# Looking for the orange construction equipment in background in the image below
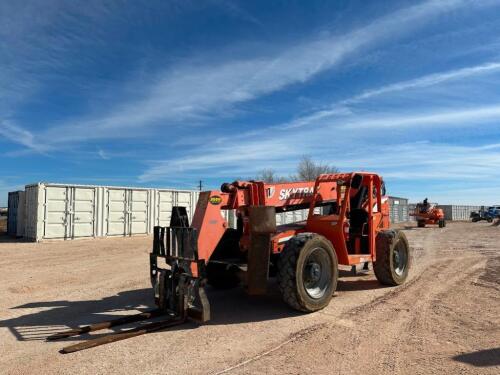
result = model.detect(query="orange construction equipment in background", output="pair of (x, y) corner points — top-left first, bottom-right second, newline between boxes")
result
(410, 198), (446, 228)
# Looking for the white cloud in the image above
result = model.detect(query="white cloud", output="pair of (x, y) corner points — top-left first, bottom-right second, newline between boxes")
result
(344, 62), (500, 104)
(0, 120), (48, 153)
(138, 101), (500, 183)
(284, 61), (500, 129)
(341, 104), (500, 130)
(97, 149), (110, 160)
(30, 0), (486, 146)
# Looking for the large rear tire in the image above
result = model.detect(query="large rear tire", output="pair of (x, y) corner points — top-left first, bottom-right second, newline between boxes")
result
(374, 230), (410, 286)
(417, 220), (425, 228)
(277, 234), (338, 312)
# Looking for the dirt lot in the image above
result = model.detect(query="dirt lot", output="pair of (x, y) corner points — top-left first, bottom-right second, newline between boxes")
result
(0, 222), (498, 374)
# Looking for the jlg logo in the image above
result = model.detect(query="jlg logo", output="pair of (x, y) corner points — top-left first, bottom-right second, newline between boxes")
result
(279, 187), (314, 200)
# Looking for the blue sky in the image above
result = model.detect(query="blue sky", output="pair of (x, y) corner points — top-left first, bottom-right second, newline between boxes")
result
(1, 0), (500, 206)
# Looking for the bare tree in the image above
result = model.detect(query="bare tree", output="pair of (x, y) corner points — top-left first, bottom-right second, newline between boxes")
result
(255, 168), (290, 183)
(293, 156), (339, 181)
(256, 168), (278, 183)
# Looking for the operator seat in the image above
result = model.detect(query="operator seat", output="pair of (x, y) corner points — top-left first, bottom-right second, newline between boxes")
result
(349, 209), (369, 254)
(350, 209), (368, 232)
(349, 185), (369, 254)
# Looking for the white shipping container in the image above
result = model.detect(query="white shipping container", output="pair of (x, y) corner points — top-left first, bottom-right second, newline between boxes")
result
(438, 205), (481, 221)
(152, 189), (198, 227)
(24, 183), (99, 241)
(103, 187), (152, 236)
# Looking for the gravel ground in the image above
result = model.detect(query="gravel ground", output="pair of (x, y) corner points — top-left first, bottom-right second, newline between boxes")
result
(0, 222), (498, 374)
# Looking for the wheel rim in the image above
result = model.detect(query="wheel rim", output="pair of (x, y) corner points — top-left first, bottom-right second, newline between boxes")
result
(302, 247), (332, 299)
(393, 240), (407, 276)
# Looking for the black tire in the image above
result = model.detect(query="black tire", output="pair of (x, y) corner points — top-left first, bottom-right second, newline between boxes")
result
(277, 233), (338, 312)
(487, 218), (493, 223)
(438, 219), (444, 228)
(417, 220), (425, 228)
(206, 229), (241, 289)
(374, 230), (410, 286)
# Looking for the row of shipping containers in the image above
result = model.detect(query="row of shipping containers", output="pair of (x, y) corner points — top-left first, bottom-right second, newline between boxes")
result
(9, 183), (480, 241)
(10, 183), (205, 241)
(8, 184), (411, 241)
(379, 198), (482, 223)
(438, 205), (481, 221)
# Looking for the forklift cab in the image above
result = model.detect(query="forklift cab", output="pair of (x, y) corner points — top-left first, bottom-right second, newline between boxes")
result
(306, 172), (386, 266)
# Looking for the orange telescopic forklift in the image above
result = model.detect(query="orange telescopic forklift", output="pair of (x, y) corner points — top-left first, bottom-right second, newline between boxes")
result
(51, 172), (411, 353)
(151, 172), (410, 318)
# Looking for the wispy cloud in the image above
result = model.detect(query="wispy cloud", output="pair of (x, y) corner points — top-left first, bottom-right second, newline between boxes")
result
(29, 0), (486, 147)
(139, 102), (500, 182)
(285, 60), (500, 129)
(0, 120), (49, 153)
(97, 149), (110, 160)
(341, 104), (500, 129)
(343, 62), (500, 105)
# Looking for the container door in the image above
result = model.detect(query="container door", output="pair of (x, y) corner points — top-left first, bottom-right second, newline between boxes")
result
(71, 187), (96, 238)
(157, 191), (174, 226)
(16, 192), (26, 237)
(25, 186), (39, 240)
(44, 186), (69, 239)
(7, 192), (19, 236)
(129, 190), (148, 234)
(106, 189), (127, 235)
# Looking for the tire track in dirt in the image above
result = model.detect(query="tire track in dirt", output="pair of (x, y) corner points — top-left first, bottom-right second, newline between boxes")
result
(217, 224), (496, 374)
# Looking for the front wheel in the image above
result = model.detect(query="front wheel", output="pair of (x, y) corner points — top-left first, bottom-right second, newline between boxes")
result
(277, 234), (338, 312)
(374, 230), (411, 286)
(417, 220), (426, 228)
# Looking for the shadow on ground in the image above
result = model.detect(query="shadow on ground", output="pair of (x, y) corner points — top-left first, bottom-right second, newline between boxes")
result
(0, 234), (25, 243)
(1, 274), (386, 343)
(453, 348), (500, 367)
